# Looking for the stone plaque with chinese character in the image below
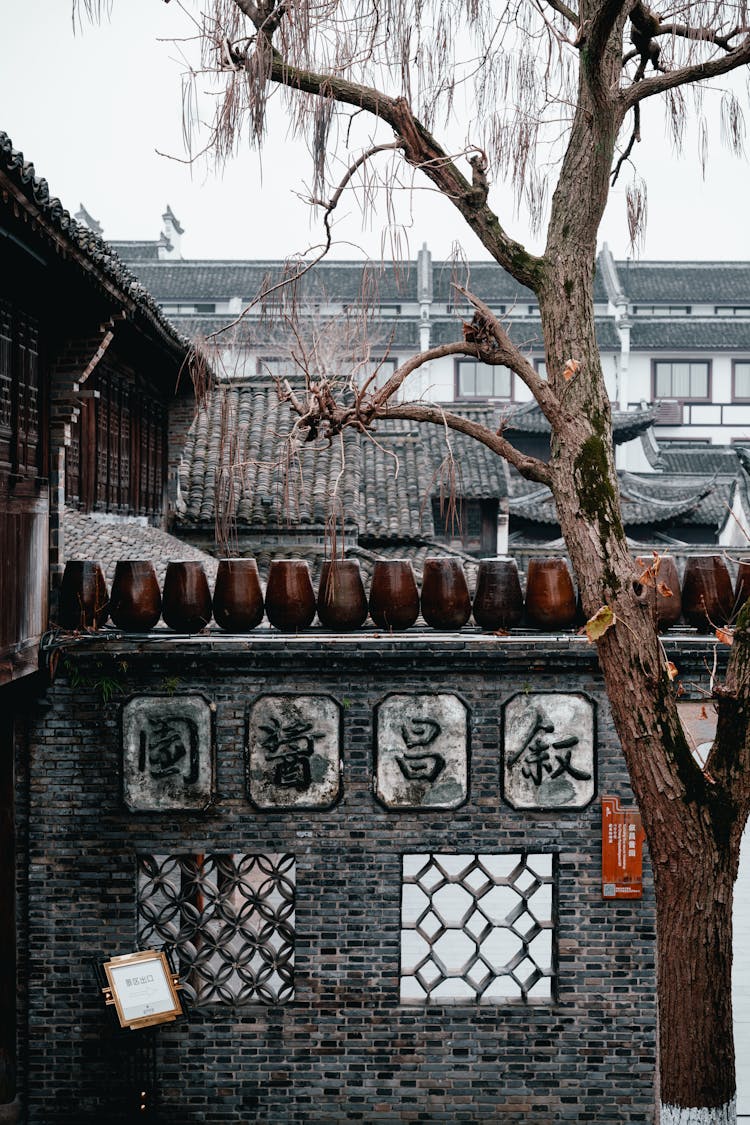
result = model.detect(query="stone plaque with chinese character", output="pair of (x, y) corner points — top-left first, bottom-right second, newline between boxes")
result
(122, 695), (215, 812)
(502, 692), (596, 810)
(246, 695), (342, 809)
(374, 693), (469, 809)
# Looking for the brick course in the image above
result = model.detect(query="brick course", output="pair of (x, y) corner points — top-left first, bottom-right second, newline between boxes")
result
(16, 630), (706, 1124)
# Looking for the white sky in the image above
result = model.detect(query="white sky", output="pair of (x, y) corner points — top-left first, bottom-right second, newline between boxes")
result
(2, 0), (749, 263)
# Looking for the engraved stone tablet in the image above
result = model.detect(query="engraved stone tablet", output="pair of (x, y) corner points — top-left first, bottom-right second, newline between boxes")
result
(502, 692), (595, 810)
(122, 695), (214, 812)
(374, 693), (469, 809)
(247, 694), (342, 809)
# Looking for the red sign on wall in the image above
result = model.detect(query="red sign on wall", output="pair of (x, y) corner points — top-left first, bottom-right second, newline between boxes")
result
(601, 795), (645, 899)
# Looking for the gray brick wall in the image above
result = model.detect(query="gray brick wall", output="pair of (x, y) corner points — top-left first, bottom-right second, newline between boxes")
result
(16, 631), (690, 1124)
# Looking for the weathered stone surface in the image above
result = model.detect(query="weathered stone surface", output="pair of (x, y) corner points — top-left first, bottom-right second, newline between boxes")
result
(247, 694), (342, 808)
(121, 694), (214, 811)
(502, 692), (596, 810)
(374, 692), (469, 809)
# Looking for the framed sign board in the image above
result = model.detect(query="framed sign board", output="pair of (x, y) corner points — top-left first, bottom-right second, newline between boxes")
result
(601, 795), (645, 899)
(102, 949), (182, 1030)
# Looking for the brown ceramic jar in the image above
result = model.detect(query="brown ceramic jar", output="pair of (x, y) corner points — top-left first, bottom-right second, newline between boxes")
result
(635, 555), (682, 631)
(524, 557), (577, 631)
(212, 558), (264, 632)
(472, 558), (523, 631)
(368, 560), (420, 631)
(58, 560), (109, 630)
(682, 555), (734, 630)
(420, 558), (471, 630)
(265, 560), (317, 631)
(109, 561), (162, 632)
(162, 561), (213, 633)
(317, 560), (368, 630)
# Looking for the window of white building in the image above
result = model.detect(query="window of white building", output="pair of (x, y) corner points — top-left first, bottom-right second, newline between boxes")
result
(733, 361), (750, 401)
(653, 360), (710, 401)
(455, 360), (512, 400)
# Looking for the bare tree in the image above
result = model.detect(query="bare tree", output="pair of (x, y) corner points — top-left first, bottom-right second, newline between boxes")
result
(86, 0), (750, 1118)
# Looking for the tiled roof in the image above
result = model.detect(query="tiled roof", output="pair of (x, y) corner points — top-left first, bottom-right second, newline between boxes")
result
(616, 261), (750, 304)
(0, 133), (192, 362)
(110, 241), (162, 262)
(62, 508), (219, 587)
(508, 472), (723, 528)
(657, 444), (741, 474)
(114, 259), (418, 304)
(502, 400), (656, 443)
(177, 386), (511, 537)
(430, 260), (610, 303)
(107, 247), (612, 309)
(630, 319), (750, 350)
(179, 384), (362, 530)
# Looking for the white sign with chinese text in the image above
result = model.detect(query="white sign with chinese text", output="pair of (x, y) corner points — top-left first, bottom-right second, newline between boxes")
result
(502, 692), (595, 810)
(246, 694), (342, 809)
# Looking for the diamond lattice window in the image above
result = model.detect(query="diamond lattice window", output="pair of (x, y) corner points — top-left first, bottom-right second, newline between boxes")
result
(137, 853), (295, 1005)
(400, 853), (555, 1003)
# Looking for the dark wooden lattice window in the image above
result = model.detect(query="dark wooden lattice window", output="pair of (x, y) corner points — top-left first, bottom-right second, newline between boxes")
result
(0, 299), (43, 478)
(71, 367), (167, 518)
(431, 498), (498, 557)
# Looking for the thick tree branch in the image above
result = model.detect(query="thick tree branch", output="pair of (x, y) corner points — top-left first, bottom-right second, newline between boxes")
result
(377, 402), (553, 484)
(654, 21), (746, 52)
(263, 51), (544, 291)
(622, 34), (750, 108)
(453, 284), (565, 427)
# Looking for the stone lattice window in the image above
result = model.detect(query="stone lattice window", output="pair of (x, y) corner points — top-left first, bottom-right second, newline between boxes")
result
(400, 853), (555, 1003)
(137, 853), (295, 1005)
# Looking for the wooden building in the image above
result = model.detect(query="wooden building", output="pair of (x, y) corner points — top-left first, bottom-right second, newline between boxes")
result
(0, 131), (197, 1110)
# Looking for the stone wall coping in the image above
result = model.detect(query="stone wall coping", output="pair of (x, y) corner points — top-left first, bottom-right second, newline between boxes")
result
(45, 625), (728, 670)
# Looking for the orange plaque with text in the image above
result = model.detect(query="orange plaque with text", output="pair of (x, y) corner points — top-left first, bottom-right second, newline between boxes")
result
(601, 795), (645, 899)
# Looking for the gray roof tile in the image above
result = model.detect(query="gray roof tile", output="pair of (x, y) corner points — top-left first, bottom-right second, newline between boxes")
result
(616, 261), (750, 303)
(630, 319), (750, 350)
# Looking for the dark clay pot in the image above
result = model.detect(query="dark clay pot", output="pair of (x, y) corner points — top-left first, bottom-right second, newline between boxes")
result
(58, 560), (109, 630)
(420, 558), (471, 630)
(524, 557), (577, 631)
(317, 560), (368, 630)
(162, 561), (212, 633)
(635, 555), (682, 631)
(213, 559), (264, 632)
(265, 560), (316, 631)
(472, 558), (523, 631)
(368, 560), (420, 631)
(109, 561), (162, 632)
(682, 555), (734, 630)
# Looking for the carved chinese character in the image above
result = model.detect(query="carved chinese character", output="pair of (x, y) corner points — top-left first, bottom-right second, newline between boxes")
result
(247, 696), (341, 809)
(375, 694), (469, 809)
(502, 693), (596, 810)
(122, 695), (214, 811)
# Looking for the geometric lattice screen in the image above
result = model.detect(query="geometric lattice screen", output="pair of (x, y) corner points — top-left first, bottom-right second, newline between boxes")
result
(137, 853), (295, 1005)
(400, 853), (555, 1003)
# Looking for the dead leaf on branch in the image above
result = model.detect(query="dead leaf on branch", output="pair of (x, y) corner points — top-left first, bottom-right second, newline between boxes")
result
(584, 605), (616, 642)
(657, 582), (674, 598)
(665, 660), (679, 682)
(562, 358), (581, 381)
(715, 626), (734, 646)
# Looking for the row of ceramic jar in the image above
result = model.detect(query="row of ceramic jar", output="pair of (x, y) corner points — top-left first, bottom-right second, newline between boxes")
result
(57, 553), (747, 634)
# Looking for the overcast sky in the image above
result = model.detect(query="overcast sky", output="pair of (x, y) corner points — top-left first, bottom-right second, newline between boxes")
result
(2, 0), (749, 263)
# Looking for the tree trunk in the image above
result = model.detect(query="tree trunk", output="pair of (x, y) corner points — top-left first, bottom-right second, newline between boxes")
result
(536, 51), (749, 1111)
(655, 849), (739, 1124)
